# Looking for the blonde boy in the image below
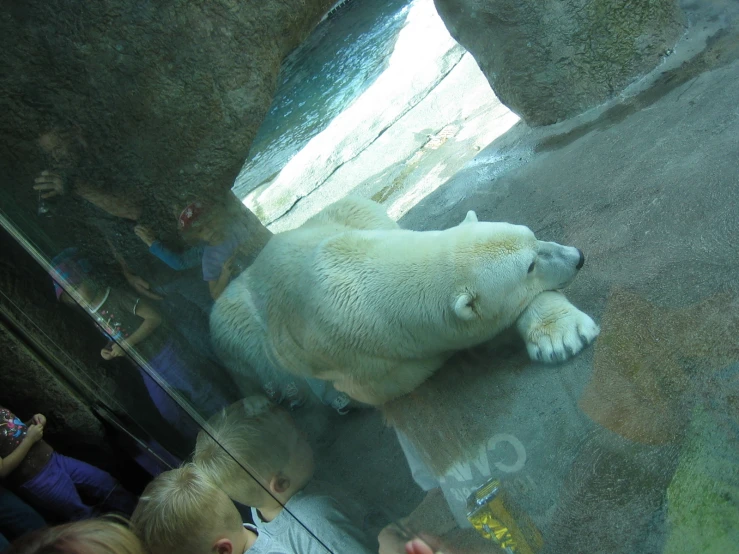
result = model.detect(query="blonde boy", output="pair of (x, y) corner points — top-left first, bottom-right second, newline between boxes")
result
(193, 396), (374, 553)
(130, 464), (258, 554)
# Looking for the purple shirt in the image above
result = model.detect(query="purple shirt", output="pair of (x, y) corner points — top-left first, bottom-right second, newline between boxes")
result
(201, 228), (248, 281)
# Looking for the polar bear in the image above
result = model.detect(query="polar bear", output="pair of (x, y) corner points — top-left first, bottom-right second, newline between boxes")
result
(210, 196), (599, 405)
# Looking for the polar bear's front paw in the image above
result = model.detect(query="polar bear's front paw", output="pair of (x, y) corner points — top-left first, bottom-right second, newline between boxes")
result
(526, 310), (599, 363)
(517, 292), (600, 364)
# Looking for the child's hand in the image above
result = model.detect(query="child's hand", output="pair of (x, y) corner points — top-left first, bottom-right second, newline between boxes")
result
(101, 344), (125, 360)
(221, 254), (236, 279)
(379, 525), (408, 554)
(123, 271), (163, 300)
(405, 538), (445, 554)
(26, 424), (44, 444)
(32, 414), (46, 426)
(134, 225), (157, 247)
(33, 170), (66, 198)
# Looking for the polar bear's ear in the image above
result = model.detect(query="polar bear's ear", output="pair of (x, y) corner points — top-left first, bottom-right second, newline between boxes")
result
(454, 292), (477, 320)
(459, 211), (478, 226)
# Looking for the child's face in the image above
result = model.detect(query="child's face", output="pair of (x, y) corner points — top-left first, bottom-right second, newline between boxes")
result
(60, 282), (94, 307)
(233, 525), (257, 554)
(278, 412), (315, 490)
(213, 490), (257, 554)
(197, 224), (226, 245)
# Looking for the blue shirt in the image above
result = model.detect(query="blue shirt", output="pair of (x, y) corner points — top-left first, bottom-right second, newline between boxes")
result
(149, 241), (203, 271)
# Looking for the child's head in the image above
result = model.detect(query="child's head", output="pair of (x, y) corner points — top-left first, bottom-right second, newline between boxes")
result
(130, 464), (251, 554)
(7, 517), (144, 554)
(193, 396), (315, 508)
(50, 248), (98, 306)
(177, 200), (228, 245)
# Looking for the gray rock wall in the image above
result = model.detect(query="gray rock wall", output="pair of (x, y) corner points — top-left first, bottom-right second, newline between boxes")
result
(433, 0), (686, 125)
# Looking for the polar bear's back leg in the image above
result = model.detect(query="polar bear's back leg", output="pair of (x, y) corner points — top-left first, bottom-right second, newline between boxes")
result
(209, 281), (278, 394)
(325, 356), (447, 405)
(303, 196), (399, 230)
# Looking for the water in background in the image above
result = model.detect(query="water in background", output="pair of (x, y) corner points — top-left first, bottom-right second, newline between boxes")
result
(233, 0), (414, 199)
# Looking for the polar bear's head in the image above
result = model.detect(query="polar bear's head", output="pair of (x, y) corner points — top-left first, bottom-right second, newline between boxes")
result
(452, 211), (584, 325)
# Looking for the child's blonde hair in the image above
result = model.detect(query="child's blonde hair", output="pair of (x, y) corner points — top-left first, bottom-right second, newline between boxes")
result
(130, 464), (242, 554)
(7, 517), (144, 554)
(193, 396), (295, 505)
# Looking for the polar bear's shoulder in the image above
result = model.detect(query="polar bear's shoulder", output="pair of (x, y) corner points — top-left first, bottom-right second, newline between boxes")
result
(302, 196), (399, 231)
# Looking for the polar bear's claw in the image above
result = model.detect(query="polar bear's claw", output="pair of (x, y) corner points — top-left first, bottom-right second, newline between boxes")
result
(517, 292), (600, 365)
(532, 310), (600, 364)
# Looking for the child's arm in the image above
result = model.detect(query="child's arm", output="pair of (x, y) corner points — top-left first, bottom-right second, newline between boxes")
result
(208, 254), (235, 300)
(107, 238), (163, 301)
(150, 242), (203, 271)
(0, 424), (44, 478)
(124, 298), (162, 347)
(100, 298), (162, 360)
(135, 225), (203, 270)
(24, 414), (46, 427)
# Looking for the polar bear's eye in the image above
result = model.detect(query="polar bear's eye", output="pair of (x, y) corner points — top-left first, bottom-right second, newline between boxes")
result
(527, 261), (536, 273)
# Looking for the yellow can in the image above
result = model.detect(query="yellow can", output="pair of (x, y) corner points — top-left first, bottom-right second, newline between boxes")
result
(466, 478), (544, 554)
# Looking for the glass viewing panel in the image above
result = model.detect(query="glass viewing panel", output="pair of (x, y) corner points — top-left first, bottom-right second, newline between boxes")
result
(1, 0), (737, 553)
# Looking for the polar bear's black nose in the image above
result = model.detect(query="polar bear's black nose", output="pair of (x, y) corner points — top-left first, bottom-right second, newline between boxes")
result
(576, 249), (585, 270)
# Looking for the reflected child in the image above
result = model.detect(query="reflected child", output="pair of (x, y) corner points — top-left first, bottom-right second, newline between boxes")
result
(130, 464), (257, 554)
(192, 396), (375, 553)
(50, 248), (228, 442)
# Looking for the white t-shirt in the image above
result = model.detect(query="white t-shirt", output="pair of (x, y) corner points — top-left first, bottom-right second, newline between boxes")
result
(246, 481), (375, 554)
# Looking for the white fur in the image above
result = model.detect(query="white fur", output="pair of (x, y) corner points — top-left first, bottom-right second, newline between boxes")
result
(210, 196), (599, 405)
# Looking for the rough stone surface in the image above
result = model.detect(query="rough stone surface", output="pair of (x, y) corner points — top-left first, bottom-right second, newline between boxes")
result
(433, 0), (686, 125)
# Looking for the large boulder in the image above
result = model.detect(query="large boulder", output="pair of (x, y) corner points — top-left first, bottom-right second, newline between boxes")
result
(433, 0), (686, 125)
(0, 0), (334, 235)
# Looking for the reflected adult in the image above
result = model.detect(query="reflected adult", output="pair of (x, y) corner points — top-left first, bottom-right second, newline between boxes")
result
(32, 125), (180, 300)
(34, 127), (142, 222)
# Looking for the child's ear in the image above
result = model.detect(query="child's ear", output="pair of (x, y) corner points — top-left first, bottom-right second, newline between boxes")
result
(269, 472), (291, 494)
(213, 538), (234, 554)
